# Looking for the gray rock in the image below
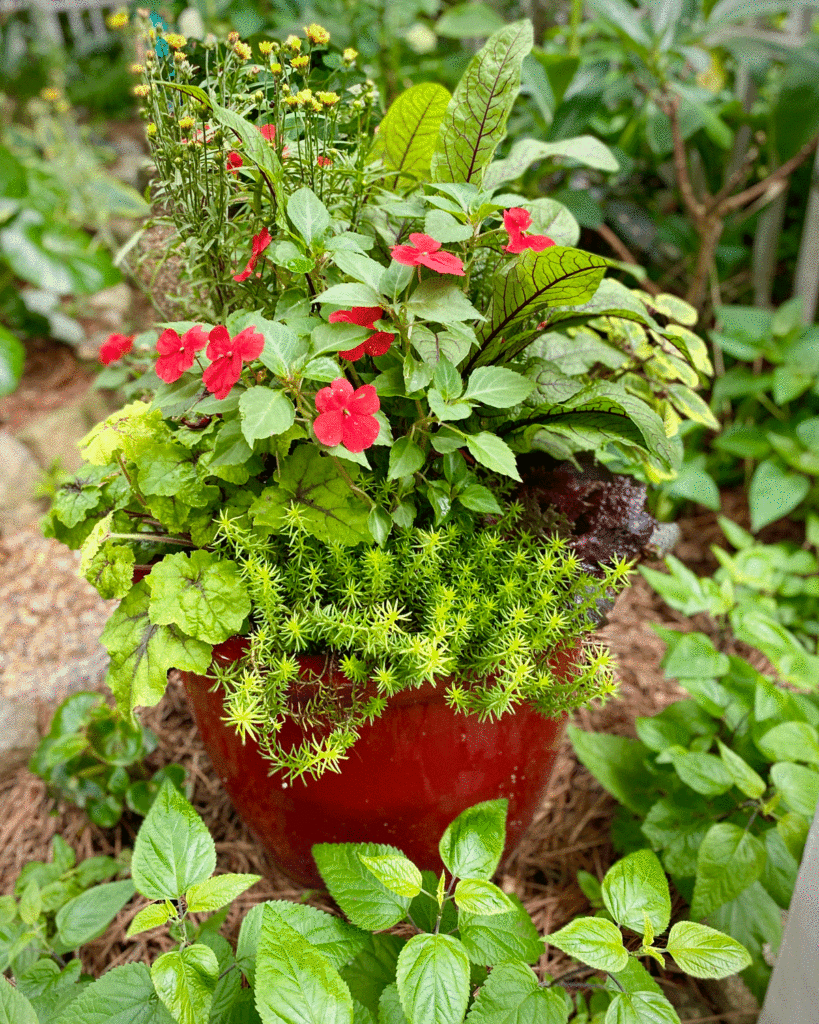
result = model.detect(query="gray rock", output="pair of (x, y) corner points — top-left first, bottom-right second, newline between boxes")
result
(84, 282), (132, 328)
(0, 430), (45, 534)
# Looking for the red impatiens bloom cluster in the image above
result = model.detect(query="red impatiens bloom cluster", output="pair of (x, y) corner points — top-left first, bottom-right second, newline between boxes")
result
(155, 325), (208, 382)
(234, 228), (272, 282)
(390, 233), (464, 276)
(316, 155), (332, 167)
(313, 378), (380, 453)
(503, 208), (555, 254)
(99, 333), (133, 365)
(202, 325), (264, 400)
(227, 151), (243, 174)
(328, 306), (394, 361)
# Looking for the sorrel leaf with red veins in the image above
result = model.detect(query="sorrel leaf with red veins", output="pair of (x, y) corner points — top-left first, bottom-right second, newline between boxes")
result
(250, 445), (372, 545)
(430, 20), (533, 186)
(146, 551), (251, 645)
(101, 583), (212, 721)
(376, 82), (452, 182)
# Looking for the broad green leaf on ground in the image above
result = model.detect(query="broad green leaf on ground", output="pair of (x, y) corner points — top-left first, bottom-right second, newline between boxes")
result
(0, 976), (37, 1024)
(250, 445), (371, 545)
(131, 780), (216, 900)
(256, 905), (354, 1024)
(151, 944), (218, 1024)
(658, 630), (730, 680)
(545, 917), (628, 972)
(457, 896), (544, 966)
(359, 855), (423, 899)
(439, 800), (507, 879)
(431, 20), (533, 186)
(100, 582), (212, 720)
(601, 850), (671, 934)
(484, 136), (619, 189)
(770, 762), (819, 817)
(376, 83), (452, 181)
(126, 902), (172, 938)
(666, 921), (752, 979)
(716, 741), (766, 799)
(749, 459), (810, 532)
(665, 749), (734, 797)
(690, 823), (766, 920)
(146, 551), (250, 644)
(567, 728), (654, 816)
(49, 962), (175, 1024)
(757, 722), (819, 766)
(185, 873), (261, 913)
(0, 324), (24, 398)
(239, 387), (296, 444)
(777, 811), (810, 862)
(340, 934), (406, 1016)
(313, 843), (412, 931)
(396, 933), (470, 1024)
(55, 880), (135, 949)
(476, 247), (607, 362)
(463, 960), (568, 1024)
(603, 990), (678, 1024)
(378, 984), (408, 1024)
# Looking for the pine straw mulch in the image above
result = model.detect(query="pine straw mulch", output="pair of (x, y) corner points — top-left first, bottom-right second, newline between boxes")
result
(2, 493), (801, 1022)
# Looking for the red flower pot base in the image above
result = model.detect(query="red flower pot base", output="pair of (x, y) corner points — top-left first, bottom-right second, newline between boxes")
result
(179, 638), (570, 888)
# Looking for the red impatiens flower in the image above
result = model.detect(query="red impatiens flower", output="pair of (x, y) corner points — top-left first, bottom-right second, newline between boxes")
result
(234, 227), (272, 282)
(99, 333), (133, 365)
(503, 208), (555, 254)
(390, 233), (465, 276)
(317, 154), (332, 167)
(155, 325), (208, 383)
(202, 325), (264, 400)
(328, 306), (395, 361)
(227, 151), (243, 174)
(313, 377), (380, 453)
(258, 123), (276, 142)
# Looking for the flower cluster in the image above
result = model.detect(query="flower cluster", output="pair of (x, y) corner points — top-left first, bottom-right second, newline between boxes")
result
(503, 208), (555, 253)
(154, 324), (263, 400)
(329, 306), (394, 360)
(390, 234), (465, 276)
(313, 378), (380, 452)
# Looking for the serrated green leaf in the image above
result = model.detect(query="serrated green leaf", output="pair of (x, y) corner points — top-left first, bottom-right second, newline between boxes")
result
(313, 843), (412, 931)
(186, 872), (261, 913)
(131, 780), (216, 901)
(603, 990), (678, 1024)
(377, 82), (452, 181)
(396, 933), (470, 1024)
(690, 823), (766, 920)
(439, 799), (507, 879)
(431, 21), (533, 186)
(546, 917), (628, 973)
(340, 934), (406, 1016)
(378, 983), (409, 1024)
(665, 749), (734, 797)
(151, 944), (218, 1024)
(239, 387), (296, 444)
(463, 960), (568, 1023)
(601, 850), (671, 934)
(459, 897), (544, 966)
(125, 901), (172, 938)
(406, 279), (482, 324)
(466, 432), (521, 480)
(666, 921), (751, 979)
(458, 484), (502, 514)
(49, 962), (176, 1024)
(453, 879), (514, 915)
(464, 366), (535, 407)
(388, 437), (426, 480)
(359, 855), (423, 899)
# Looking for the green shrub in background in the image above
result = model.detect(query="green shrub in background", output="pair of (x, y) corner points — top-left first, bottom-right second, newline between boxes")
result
(1, 786), (751, 1024)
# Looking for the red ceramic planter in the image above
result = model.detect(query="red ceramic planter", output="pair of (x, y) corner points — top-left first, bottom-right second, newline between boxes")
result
(178, 637), (571, 888)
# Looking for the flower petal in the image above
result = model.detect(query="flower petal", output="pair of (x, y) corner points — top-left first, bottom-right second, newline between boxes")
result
(364, 331), (394, 357)
(182, 325), (209, 352)
(338, 341), (367, 361)
(342, 412), (380, 452)
(420, 250), (465, 276)
(313, 410), (344, 446)
(156, 328), (182, 356)
(329, 306), (383, 328)
(233, 326), (264, 361)
(206, 325), (231, 358)
(503, 207), (532, 233)
(202, 352), (243, 399)
(390, 244), (422, 266)
(407, 233), (441, 253)
(347, 383), (379, 415)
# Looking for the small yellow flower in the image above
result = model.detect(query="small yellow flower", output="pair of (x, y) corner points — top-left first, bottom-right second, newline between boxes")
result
(55, 100), (70, 114)
(316, 91), (339, 107)
(132, 84), (151, 97)
(284, 94), (299, 108)
(129, 62), (145, 75)
(227, 31), (240, 44)
(290, 54), (310, 71)
(178, 116), (195, 130)
(146, 122), (157, 136)
(39, 86), (62, 102)
(310, 98), (323, 113)
(234, 41), (252, 60)
(258, 40), (274, 55)
(163, 32), (187, 49)
(304, 23), (330, 46)
(343, 47), (358, 63)
(285, 34), (301, 52)
(295, 88), (313, 106)
(106, 9), (128, 29)
(269, 62), (283, 74)
(172, 51), (186, 64)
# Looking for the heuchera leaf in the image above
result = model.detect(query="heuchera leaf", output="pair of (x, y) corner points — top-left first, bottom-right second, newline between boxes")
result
(395, 933), (470, 1024)
(100, 582), (212, 721)
(377, 82), (452, 181)
(431, 20), (533, 186)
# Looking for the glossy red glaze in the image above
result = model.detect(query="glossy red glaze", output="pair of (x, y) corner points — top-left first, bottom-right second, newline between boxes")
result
(178, 637), (570, 888)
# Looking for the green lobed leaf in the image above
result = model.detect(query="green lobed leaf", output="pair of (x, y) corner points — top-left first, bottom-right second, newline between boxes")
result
(453, 879), (515, 916)
(431, 20), (533, 186)
(396, 933), (470, 1024)
(151, 944), (219, 1024)
(55, 880), (135, 950)
(603, 990), (678, 1024)
(100, 582), (212, 721)
(690, 823), (767, 920)
(545, 917), (629, 973)
(131, 780), (216, 901)
(601, 850), (671, 935)
(186, 873), (261, 913)
(359, 855), (423, 899)
(239, 388), (296, 445)
(464, 960), (569, 1024)
(313, 843), (413, 931)
(438, 799), (507, 880)
(255, 904), (354, 1024)
(49, 962), (176, 1024)
(666, 921), (752, 979)
(376, 83), (452, 181)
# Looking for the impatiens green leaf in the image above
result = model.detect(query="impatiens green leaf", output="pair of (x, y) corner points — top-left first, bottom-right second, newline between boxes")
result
(239, 387), (296, 444)
(431, 20), (533, 186)
(377, 82), (452, 181)
(209, 101), (286, 221)
(388, 437), (427, 479)
(250, 445), (372, 545)
(464, 366), (535, 407)
(406, 279), (483, 324)
(466, 432), (521, 480)
(483, 135), (619, 189)
(287, 186), (332, 245)
(146, 550), (251, 645)
(100, 582), (212, 720)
